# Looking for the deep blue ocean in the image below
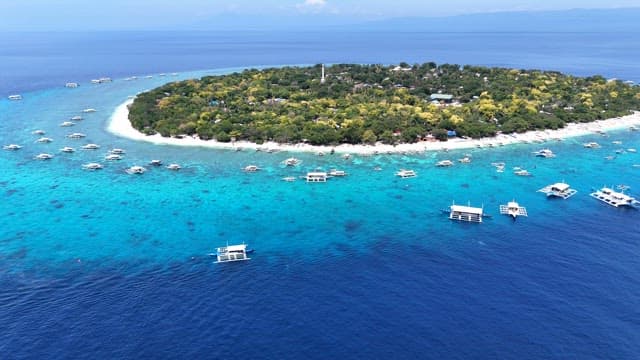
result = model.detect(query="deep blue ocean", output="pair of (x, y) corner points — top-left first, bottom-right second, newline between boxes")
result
(1, 30), (640, 359)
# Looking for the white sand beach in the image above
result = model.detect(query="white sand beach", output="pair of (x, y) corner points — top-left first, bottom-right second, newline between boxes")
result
(108, 99), (640, 154)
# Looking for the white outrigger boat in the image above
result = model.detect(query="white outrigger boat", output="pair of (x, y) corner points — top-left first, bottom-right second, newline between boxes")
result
(283, 157), (302, 166)
(3, 144), (22, 151)
(81, 143), (100, 150)
(212, 243), (252, 263)
(395, 169), (417, 178)
(436, 160), (454, 167)
(590, 187), (639, 208)
(166, 163), (181, 170)
(67, 132), (86, 139)
(445, 202), (487, 223)
(305, 172), (328, 182)
(328, 169), (347, 177)
(538, 182), (577, 199)
(82, 162), (103, 171)
(533, 149), (555, 158)
(105, 154), (123, 161)
(126, 165), (146, 174)
(35, 153), (54, 160)
(243, 165), (261, 172)
(499, 200), (528, 219)
(36, 137), (53, 143)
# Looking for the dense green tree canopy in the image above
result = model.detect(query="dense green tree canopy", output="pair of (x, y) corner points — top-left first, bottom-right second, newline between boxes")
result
(128, 63), (640, 145)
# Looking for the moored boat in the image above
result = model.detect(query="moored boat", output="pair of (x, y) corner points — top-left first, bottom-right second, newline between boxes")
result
(395, 169), (417, 178)
(3, 144), (22, 151)
(499, 200), (528, 219)
(67, 132), (87, 139)
(243, 165), (260, 172)
(537, 182), (577, 199)
(590, 187), (639, 208)
(82, 162), (103, 170)
(305, 172), (328, 182)
(105, 154), (122, 161)
(35, 153), (54, 160)
(436, 160), (454, 167)
(213, 244), (251, 263)
(126, 165), (146, 174)
(283, 157), (302, 166)
(533, 148), (555, 158)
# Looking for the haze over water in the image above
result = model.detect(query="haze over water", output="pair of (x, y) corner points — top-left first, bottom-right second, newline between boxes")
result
(1, 30), (640, 359)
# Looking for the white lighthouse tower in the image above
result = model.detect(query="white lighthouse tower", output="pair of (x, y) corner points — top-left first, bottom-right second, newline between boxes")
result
(321, 64), (326, 84)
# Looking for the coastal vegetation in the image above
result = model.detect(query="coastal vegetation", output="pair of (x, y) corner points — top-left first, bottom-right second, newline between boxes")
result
(128, 63), (640, 145)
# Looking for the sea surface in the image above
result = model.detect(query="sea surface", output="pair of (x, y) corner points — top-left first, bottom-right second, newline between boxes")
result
(1, 30), (640, 359)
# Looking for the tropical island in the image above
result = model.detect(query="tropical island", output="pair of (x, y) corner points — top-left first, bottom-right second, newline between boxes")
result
(127, 63), (640, 146)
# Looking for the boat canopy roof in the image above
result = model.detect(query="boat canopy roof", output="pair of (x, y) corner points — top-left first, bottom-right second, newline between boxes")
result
(551, 183), (570, 191)
(222, 244), (247, 252)
(450, 205), (483, 215)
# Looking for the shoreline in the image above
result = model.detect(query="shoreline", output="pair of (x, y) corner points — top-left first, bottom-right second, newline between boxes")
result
(107, 99), (640, 154)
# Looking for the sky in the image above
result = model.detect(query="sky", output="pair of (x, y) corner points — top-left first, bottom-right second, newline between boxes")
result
(1, 0), (639, 30)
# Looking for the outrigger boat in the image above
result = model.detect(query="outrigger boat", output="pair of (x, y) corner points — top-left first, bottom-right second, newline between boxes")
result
(210, 243), (253, 263)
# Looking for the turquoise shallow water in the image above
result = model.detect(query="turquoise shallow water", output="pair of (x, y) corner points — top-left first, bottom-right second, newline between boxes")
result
(1, 71), (639, 272)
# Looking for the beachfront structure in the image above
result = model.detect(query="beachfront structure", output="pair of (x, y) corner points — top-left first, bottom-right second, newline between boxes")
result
(499, 201), (528, 219)
(321, 64), (326, 84)
(448, 203), (484, 223)
(537, 182), (578, 199)
(590, 187), (639, 208)
(305, 172), (328, 182)
(430, 94), (454, 103)
(215, 244), (250, 263)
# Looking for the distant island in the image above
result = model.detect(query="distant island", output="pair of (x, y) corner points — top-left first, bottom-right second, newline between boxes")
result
(128, 63), (640, 146)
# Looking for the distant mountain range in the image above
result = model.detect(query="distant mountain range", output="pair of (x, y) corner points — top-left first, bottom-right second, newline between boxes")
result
(187, 8), (640, 33)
